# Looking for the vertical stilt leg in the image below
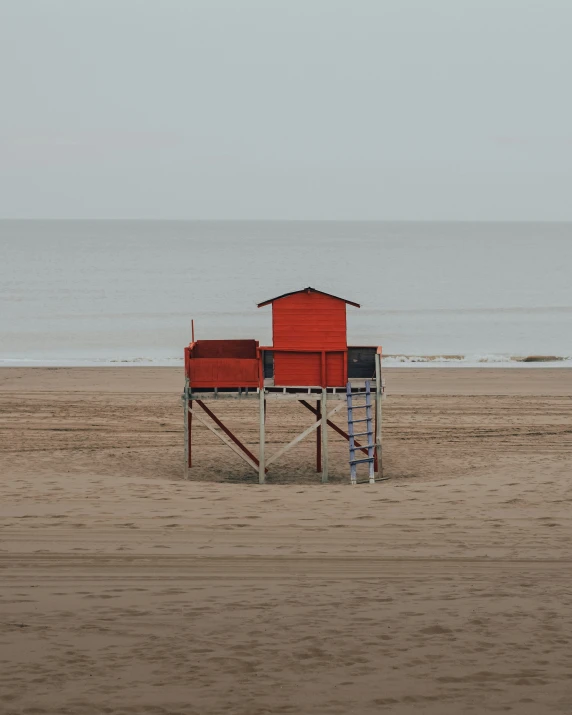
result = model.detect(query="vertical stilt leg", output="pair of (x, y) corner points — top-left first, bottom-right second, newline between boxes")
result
(183, 379), (190, 479)
(375, 352), (383, 479)
(259, 388), (266, 484)
(321, 389), (328, 483)
(373, 406), (378, 473)
(373, 388), (378, 474)
(316, 399), (322, 472)
(188, 399), (193, 470)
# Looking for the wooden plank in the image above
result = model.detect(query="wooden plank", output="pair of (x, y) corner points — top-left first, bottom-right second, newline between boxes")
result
(321, 389), (329, 483)
(187, 405), (259, 473)
(272, 350), (346, 388)
(275, 352), (321, 387)
(188, 397), (193, 470)
(316, 399), (321, 472)
(183, 380), (189, 480)
(195, 400), (263, 470)
(190, 390), (262, 400)
(375, 351), (383, 478)
(259, 388), (266, 484)
(265, 403), (343, 467)
(188, 388), (363, 401)
(271, 293), (347, 350)
(191, 339), (257, 359)
(188, 357), (260, 387)
(265, 392), (347, 401)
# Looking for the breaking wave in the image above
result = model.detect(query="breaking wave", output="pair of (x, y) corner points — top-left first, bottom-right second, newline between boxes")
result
(382, 354), (572, 367)
(1, 355), (571, 368)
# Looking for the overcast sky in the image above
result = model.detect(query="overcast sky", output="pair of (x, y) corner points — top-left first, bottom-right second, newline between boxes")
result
(1, 0), (571, 220)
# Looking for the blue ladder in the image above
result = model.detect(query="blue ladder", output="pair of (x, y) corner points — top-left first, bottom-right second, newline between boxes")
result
(346, 381), (376, 485)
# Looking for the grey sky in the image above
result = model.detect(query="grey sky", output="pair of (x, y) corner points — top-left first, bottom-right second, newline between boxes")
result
(1, 0), (571, 220)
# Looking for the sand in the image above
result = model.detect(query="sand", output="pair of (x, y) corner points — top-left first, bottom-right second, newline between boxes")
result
(1, 367), (571, 714)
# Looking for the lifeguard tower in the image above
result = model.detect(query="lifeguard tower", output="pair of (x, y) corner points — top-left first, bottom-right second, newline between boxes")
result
(183, 287), (383, 484)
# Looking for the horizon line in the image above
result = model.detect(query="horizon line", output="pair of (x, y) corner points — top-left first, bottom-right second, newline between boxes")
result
(1, 218), (572, 224)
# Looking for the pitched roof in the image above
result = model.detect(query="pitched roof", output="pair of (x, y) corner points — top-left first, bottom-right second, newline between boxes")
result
(257, 286), (360, 308)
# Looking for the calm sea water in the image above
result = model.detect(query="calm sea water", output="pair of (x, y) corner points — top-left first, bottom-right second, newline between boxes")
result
(1, 220), (571, 367)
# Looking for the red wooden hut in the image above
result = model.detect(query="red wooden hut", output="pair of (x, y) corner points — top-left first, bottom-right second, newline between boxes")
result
(257, 287), (360, 387)
(182, 286), (383, 484)
(184, 287), (369, 391)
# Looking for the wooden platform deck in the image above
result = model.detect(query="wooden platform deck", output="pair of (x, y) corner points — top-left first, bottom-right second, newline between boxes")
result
(187, 378), (383, 401)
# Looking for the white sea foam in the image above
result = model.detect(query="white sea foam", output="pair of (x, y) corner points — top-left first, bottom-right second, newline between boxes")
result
(2, 354), (571, 368)
(381, 355), (572, 368)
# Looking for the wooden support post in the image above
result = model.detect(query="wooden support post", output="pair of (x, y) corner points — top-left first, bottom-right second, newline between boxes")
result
(321, 389), (328, 483)
(188, 398), (192, 470)
(259, 388), (266, 484)
(375, 351), (383, 479)
(316, 399), (322, 472)
(183, 379), (189, 479)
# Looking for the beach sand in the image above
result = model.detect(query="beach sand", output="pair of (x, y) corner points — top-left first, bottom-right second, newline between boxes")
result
(1, 367), (571, 714)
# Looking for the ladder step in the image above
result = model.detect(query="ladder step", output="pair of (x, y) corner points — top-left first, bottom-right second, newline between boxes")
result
(350, 443), (377, 450)
(350, 457), (375, 464)
(352, 431), (372, 437)
(348, 418), (370, 423)
(347, 404), (370, 409)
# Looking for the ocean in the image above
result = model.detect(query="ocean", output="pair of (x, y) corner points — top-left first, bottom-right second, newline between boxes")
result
(1, 220), (571, 367)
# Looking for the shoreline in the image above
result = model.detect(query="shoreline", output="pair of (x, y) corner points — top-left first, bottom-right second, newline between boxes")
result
(2, 355), (571, 369)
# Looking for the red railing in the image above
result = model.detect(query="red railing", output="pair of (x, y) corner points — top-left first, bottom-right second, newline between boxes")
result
(185, 342), (260, 388)
(258, 346), (347, 389)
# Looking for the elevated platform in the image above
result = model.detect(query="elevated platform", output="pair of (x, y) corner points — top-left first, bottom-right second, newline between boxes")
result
(186, 378), (383, 401)
(185, 341), (382, 399)
(183, 333), (384, 484)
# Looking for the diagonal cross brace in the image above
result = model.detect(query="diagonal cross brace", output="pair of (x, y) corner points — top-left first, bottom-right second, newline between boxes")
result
(299, 399), (370, 458)
(187, 403), (261, 475)
(195, 400), (267, 471)
(265, 403), (344, 467)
